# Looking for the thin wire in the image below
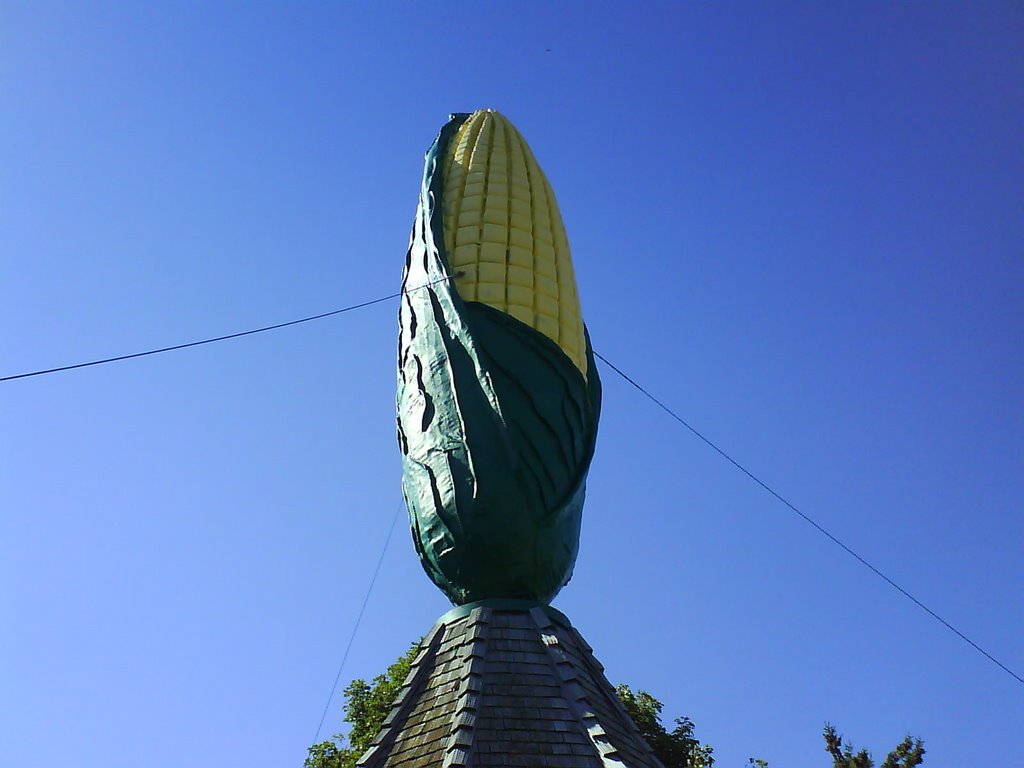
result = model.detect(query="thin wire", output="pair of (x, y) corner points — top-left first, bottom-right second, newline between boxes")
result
(313, 502), (404, 743)
(593, 350), (1024, 686)
(6, 273), (1018, 687)
(1, 276), (453, 383)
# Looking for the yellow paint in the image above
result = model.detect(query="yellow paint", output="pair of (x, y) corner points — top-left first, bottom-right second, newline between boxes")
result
(442, 109), (587, 377)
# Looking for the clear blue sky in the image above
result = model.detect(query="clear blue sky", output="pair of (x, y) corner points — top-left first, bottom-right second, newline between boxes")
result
(2, 3), (1021, 766)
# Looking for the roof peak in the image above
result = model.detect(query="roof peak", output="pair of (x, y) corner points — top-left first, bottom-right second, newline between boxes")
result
(357, 606), (663, 768)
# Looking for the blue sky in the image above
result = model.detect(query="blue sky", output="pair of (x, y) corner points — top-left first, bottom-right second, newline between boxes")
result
(2, 3), (1021, 766)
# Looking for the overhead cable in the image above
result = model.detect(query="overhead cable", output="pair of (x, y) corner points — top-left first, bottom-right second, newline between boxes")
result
(0, 277), (452, 383)
(593, 350), (1023, 687)
(5, 282), (1018, 687)
(313, 502), (403, 744)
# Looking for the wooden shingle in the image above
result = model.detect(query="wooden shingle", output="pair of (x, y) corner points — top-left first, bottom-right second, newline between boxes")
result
(357, 605), (664, 768)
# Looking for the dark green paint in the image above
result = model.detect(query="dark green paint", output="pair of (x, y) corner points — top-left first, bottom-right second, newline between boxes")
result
(437, 599), (571, 625)
(396, 114), (601, 606)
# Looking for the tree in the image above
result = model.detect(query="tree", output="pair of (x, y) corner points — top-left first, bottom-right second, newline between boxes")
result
(615, 684), (716, 767)
(305, 642), (419, 768)
(306, 644), (925, 768)
(823, 724), (925, 768)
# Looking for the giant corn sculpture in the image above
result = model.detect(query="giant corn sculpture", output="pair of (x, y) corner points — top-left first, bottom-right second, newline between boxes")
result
(397, 110), (602, 605)
(364, 112), (659, 768)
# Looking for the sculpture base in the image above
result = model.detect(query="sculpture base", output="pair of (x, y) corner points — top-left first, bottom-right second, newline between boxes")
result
(357, 602), (663, 768)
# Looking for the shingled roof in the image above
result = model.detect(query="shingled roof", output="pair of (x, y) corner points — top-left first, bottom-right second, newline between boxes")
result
(356, 602), (665, 768)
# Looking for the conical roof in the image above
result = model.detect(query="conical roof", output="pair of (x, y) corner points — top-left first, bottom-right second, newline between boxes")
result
(357, 603), (664, 768)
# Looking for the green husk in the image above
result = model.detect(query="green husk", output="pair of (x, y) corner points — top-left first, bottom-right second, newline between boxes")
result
(397, 114), (601, 605)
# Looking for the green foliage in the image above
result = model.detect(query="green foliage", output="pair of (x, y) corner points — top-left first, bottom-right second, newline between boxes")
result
(615, 684), (716, 768)
(823, 724), (925, 768)
(304, 642), (420, 768)
(305, 644), (925, 768)
(304, 740), (348, 768)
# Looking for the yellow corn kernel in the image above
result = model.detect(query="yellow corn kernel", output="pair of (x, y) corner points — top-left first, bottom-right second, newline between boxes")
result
(442, 109), (587, 376)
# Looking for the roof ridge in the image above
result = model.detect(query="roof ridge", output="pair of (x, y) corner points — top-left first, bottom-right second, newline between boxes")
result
(442, 606), (490, 768)
(358, 623), (446, 767)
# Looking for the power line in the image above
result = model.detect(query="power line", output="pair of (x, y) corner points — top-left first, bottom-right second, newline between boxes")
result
(313, 502), (403, 744)
(6, 278), (1018, 687)
(593, 350), (1024, 687)
(0, 277), (452, 383)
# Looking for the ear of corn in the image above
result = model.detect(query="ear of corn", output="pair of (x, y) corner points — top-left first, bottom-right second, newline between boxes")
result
(396, 110), (601, 607)
(440, 110), (587, 377)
